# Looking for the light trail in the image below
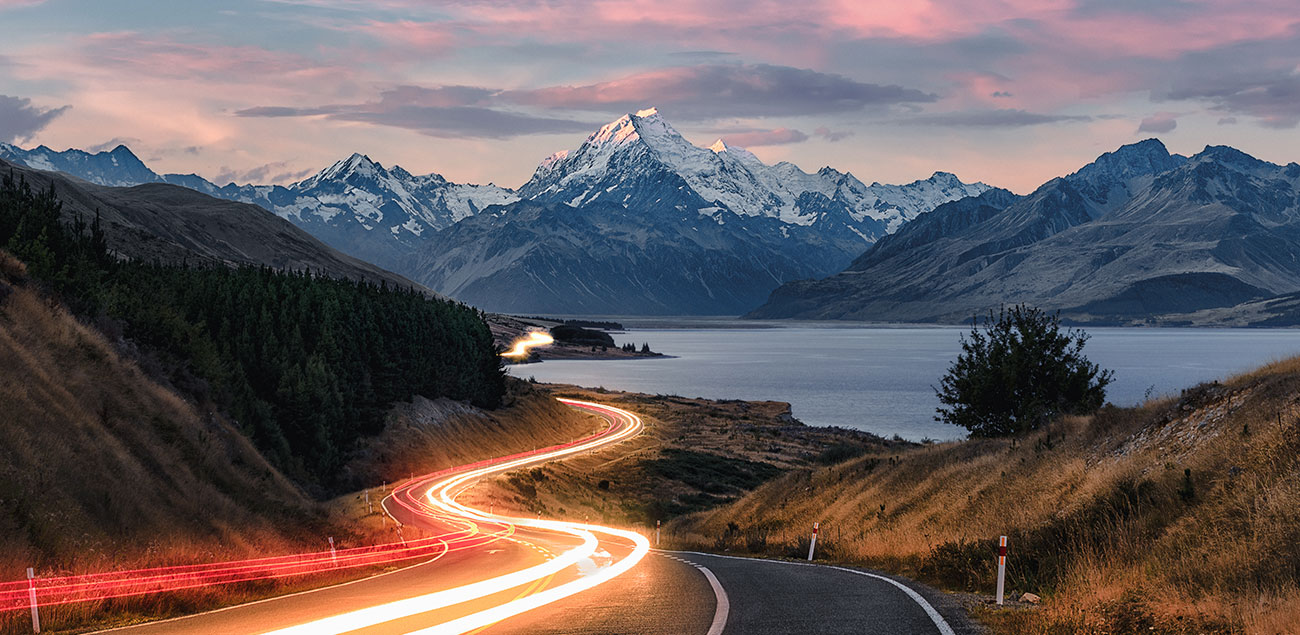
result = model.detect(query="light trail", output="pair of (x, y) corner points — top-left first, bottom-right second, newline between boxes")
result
(500, 330), (553, 358)
(0, 399), (649, 635)
(264, 398), (649, 635)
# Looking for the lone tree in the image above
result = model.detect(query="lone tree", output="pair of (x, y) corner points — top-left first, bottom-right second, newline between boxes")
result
(935, 305), (1113, 437)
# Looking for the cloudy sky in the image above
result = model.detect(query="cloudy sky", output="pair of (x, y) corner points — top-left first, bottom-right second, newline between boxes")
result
(0, 0), (1296, 192)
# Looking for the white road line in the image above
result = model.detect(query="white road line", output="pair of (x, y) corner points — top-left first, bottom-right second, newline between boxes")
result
(666, 550), (956, 635)
(694, 564), (730, 635)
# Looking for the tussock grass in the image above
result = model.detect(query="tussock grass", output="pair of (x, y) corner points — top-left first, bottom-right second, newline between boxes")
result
(670, 361), (1300, 634)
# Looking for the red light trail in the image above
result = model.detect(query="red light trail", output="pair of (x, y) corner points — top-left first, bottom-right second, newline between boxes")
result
(1, 399), (648, 634)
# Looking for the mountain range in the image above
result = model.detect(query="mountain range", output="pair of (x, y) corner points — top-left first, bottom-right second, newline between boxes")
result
(748, 139), (1300, 325)
(0, 156), (424, 292)
(1, 108), (988, 314)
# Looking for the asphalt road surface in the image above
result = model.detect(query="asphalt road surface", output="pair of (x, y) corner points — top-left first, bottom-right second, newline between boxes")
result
(483, 550), (981, 635)
(89, 399), (978, 634)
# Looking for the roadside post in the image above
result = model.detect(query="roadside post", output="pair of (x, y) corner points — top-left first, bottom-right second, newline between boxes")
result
(807, 522), (819, 561)
(329, 537), (338, 568)
(656, 520), (661, 546)
(27, 567), (39, 633)
(996, 535), (1007, 605)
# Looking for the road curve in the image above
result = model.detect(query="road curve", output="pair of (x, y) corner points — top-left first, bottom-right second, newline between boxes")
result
(93, 399), (650, 635)
(80, 398), (978, 635)
(483, 550), (980, 635)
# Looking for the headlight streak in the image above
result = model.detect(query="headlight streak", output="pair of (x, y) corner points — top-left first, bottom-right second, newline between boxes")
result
(500, 331), (554, 358)
(258, 399), (649, 635)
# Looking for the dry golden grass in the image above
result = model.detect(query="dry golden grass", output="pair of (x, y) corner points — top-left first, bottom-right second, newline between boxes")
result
(667, 360), (1300, 634)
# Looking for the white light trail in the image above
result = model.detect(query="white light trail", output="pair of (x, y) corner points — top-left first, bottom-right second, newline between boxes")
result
(259, 399), (647, 635)
(501, 331), (554, 358)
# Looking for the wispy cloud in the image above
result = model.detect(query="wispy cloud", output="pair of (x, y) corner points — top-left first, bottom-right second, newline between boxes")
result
(720, 127), (809, 147)
(901, 109), (1092, 127)
(0, 94), (69, 143)
(236, 84), (597, 139)
(509, 64), (936, 120)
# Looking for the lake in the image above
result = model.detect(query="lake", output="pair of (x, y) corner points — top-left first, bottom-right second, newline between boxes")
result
(507, 321), (1300, 441)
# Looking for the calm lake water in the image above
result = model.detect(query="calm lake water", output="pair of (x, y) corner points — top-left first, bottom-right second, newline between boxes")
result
(507, 321), (1300, 441)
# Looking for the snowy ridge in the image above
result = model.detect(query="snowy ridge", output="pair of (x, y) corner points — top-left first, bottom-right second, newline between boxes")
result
(519, 108), (990, 239)
(0, 143), (517, 266)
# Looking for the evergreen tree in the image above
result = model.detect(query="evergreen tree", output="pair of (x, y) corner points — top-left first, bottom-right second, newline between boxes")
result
(935, 305), (1112, 437)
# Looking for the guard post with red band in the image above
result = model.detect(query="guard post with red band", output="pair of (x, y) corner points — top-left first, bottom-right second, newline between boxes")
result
(995, 535), (1008, 605)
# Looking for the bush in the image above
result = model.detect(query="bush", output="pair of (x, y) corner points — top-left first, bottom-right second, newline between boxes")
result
(935, 305), (1112, 437)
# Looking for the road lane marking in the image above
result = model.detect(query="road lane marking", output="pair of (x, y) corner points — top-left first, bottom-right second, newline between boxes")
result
(657, 554), (729, 635)
(665, 551), (956, 635)
(695, 564), (730, 635)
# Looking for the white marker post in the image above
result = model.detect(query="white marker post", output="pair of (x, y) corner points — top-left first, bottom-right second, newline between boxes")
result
(655, 520), (661, 546)
(329, 537), (338, 568)
(995, 535), (1007, 605)
(27, 567), (40, 633)
(807, 522), (819, 561)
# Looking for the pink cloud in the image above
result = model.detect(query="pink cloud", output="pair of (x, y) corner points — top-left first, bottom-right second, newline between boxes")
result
(720, 128), (809, 147)
(353, 19), (456, 54)
(76, 32), (348, 82)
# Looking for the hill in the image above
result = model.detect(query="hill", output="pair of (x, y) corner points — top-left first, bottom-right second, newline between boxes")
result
(0, 157), (425, 291)
(669, 358), (1300, 633)
(749, 140), (1300, 325)
(0, 249), (318, 578)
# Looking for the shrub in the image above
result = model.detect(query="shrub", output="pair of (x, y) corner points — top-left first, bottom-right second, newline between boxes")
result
(935, 305), (1113, 437)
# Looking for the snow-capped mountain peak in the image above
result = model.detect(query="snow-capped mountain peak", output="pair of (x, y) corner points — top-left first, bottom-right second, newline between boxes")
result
(520, 108), (990, 237)
(708, 139), (761, 164)
(301, 152), (385, 187)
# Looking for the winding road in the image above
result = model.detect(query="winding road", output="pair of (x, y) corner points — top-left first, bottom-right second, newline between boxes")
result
(75, 399), (975, 634)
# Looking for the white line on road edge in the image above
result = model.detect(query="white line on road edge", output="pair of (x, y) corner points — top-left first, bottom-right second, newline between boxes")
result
(666, 550), (956, 635)
(658, 554), (730, 635)
(694, 564), (729, 635)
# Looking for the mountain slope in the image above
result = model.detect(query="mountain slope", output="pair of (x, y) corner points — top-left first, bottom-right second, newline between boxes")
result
(0, 143), (517, 271)
(519, 107), (988, 239)
(749, 140), (1300, 324)
(0, 157), (427, 291)
(2, 112), (991, 316)
(0, 251), (316, 569)
(412, 109), (989, 314)
(406, 200), (849, 314)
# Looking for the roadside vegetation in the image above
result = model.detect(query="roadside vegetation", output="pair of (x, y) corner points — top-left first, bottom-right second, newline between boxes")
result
(0, 172), (505, 494)
(668, 311), (1300, 634)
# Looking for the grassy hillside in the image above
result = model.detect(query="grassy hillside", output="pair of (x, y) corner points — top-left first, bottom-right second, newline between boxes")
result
(670, 360), (1300, 633)
(0, 171), (506, 493)
(0, 250), (322, 590)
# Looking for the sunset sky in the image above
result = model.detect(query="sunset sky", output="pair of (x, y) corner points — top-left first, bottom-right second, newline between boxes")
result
(1, 0), (1296, 192)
